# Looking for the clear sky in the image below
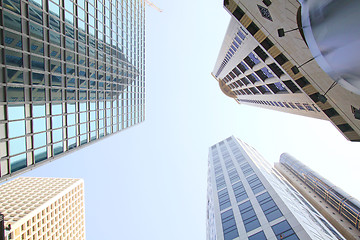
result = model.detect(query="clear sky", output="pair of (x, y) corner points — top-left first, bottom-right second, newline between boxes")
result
(17, 0), (360, 239)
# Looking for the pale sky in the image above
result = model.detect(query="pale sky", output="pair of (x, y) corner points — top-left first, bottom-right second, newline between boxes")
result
(18, 0), (360, 239)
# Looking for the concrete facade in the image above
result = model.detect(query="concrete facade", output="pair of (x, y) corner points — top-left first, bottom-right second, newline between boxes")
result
(0, 177), (85, 240)
(212, 0), (360, 141)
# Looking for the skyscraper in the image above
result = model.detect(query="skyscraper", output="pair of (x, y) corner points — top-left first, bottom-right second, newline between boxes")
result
(0, 177), (85, 239)
(275, 153), (360, 240)
(0, 0), (145, 181)
(207, 136), (344, 240)
(212, 0), (360, 141)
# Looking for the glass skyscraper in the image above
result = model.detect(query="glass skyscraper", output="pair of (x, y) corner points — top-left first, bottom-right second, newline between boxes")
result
(0, 0), (145, 181)
(207, 136), (344, 240)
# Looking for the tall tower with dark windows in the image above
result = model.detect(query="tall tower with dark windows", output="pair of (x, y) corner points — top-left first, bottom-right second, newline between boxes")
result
(0, 0), (145, 181)
(207, 136), (344, 240)
(212, 0), (360, 141)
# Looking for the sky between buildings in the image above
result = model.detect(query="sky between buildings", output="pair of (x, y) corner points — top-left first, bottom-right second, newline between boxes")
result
(14, 0), (360, 239)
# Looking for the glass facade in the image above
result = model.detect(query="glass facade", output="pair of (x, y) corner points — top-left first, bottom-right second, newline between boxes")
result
(0, 0), (145, 180)
(207, 136), (344, 240)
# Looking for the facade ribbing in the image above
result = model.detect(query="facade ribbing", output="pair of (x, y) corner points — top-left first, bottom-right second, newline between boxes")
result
(207, 136), (344, 240)
(0, 0), (145, 181)
(0, 177), (85, 239)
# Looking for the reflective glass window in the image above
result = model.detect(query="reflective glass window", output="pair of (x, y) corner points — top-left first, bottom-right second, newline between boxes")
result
(53, 142), (63, 155)
(9, 137), (26, 155)
(238, 201), (261, 232)
(11, 154), (27, 172)
(257, 192), (283, 222)
(33, 132), (46, 148)
(249, 231), (267, 240)
(4, 11), (21, 31)
(34, 147), (47, 162)
(271, 220), (299, 240)
(5, 49), (23, 67)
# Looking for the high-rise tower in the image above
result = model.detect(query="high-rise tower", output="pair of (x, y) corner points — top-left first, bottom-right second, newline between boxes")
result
(0, 0), (145, 181)
(207, 136), (343, 240)
(0, 177), (85, 239)
(275, 153), (360, 240)
(212, 0), (360, 141)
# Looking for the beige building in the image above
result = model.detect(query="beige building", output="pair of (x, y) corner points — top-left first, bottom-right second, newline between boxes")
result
(0, 177), (85, 240)
(275, 153), (360, 240)
(212, 0), (360, 141)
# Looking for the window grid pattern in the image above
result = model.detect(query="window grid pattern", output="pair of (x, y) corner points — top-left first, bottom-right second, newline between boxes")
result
(0, 0), (145, 179)
(0, 177), (85, 240)
(257, 192), (283, 222)
(238, 200), (261, 232)
(247, 174), (266, 194)
(221, 209), (239, 240)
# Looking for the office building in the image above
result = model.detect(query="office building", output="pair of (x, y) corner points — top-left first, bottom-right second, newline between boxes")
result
(212, 0), (360, 141)
(0, 0), (145, 181)
(276, 153), (360, 240)
(0, 177), (85, 239)
(207, 136), (343, 240)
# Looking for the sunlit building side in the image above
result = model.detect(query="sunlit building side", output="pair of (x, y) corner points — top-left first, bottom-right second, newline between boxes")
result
(0, 177), (85, 239)
(212, 0), (360, 141)
(0, 0), (145, 181)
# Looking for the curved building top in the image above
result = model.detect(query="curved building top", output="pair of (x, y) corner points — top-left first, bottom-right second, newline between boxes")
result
(300, 0), (360, 95)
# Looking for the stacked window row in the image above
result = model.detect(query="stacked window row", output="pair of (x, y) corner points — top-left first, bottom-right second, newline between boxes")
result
(238, 99), (321, 113)
(0, 0), (145, 177)
(222, 49), (293, 96)
(215, 27), (247, 77)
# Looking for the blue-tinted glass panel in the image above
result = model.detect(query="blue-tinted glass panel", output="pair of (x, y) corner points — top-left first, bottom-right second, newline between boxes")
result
(221, 209), (239, 240)
(33, 132), (46, 148)
(10, 154), (27, 172)
(8, 120), (25, 138)
(53, 142), (63, 155)
(33, 118), (46, 133)
(272, 220), (299, 240)
(9, 137), (26, 155)
(33, 104), (45, 118)
(53, 129), (62, 143)
(249, 231), (267, 240)
(34, 147), (47, 163)
(239, 201), (261, 232)
(257, 192), (283, 222)
(8, 105), (25, 120)
(52, 104), (62, 115)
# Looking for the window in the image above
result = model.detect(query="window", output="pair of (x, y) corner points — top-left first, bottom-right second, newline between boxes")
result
(241, 163), (254, 176)
(256, 192), (283, 222)
(271, 220), (299, 240)
(249, 231), (267, 240)
(218, 189), (231, 210)
(238, 201), (261, 232)
(233, 6), (245, 21)
(246, 174), (265, 194)
(232, 181), (248, 202)
(221, 209), (239, 240)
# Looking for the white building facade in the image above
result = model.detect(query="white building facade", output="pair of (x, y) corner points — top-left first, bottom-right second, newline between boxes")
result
(207, 136), (343, 240)
(0, 177), (85, 240)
